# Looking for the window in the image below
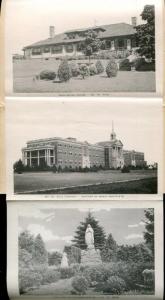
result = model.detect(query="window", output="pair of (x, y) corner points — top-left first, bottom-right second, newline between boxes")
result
(51, 45), (63, 54)
(105, 40), (111, 49)
(65, 44), (73, 53)
(43, 47), (50, 53)
(32, 48), (41, 55)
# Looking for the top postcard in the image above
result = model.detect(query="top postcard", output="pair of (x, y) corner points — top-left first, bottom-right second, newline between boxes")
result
(4, 0), (163, 96)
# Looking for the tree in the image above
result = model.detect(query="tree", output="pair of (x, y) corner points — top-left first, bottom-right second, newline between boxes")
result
(135, 5), (155, 60)
(81, 30), (102, 62)
(64, 245), (81, 264)
(13, 159), (24, 174)
(33, 234), (48, 265)
(48, 251), (62, 266)
(19, 230), (35, 254)
(143, 208), (154, 255)
(72, 212), (106, 250)
(101, 233), (118, 262)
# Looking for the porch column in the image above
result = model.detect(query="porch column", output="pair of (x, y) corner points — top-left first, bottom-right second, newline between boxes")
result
(127, 39), (131, 50)
(47, 149), (50, 166)
(111, 40), (115, 50)
(37, 150), (39, 166)
(22, 150), (25, 165)
(29, 151), (32, 167)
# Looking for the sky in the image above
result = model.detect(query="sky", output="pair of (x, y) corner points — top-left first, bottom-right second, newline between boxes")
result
(6, 99), (162, 165)
(18, 207), (148, 252)
(4, 0), (157, 54)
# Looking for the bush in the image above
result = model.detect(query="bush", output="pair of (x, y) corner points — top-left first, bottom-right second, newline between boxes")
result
(72, 275), (89, 295)
(119, 59), (131, 71)
(89, 64), (97, 76)
(39, 70), (56, 80)
(103, 276), (126, 294)
(19, 268), (42, 294)
(69, 62), (80, 77)
(79, 64), (89, 79)
(95, 60), (104, 74)
(121, 166), (130, 173)
(106, 59), (118, 77)
(52, 164), (57, 173)
(41, 268), (60, 284)
(13, 159), (24, 174)
(83, 265), (106, 286)
(60, 267), (75, 279)
(58, 60), (71, 82)
(133, 57), (155, 72)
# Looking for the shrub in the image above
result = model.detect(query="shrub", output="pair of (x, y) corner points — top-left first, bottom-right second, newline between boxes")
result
(39, 70), (56, 80)
(13, 159), (24, 174)
(106, 59), (118, 77)
(41, 268), (60, 284)
(95, 60), (104, 74)
(69, 62), (80, 77)
(52, 164), (57, 173)
(19, 268), (42, 294)
(132, 57), (155, 71)
(58, 60), (71, 82)
(121, 166), (130, 173)
(60, 267), (75, 279)
(119, 59), (131, 71)
(103, 276), (126, 294)
(83, 265), (106, 286)
(79, 64), (89, 79)
(72, 275), (89, 295)
(89, 64), (97, 76)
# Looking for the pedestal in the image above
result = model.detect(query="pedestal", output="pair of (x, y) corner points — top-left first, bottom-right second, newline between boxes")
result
(81, 248), (102, 265)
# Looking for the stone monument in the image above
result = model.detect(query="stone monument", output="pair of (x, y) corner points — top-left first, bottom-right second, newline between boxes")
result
(81, 224), (102, 265)
(60, 251), (69, 268)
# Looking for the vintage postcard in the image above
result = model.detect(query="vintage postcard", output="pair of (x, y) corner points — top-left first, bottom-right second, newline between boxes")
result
(4, 0), (163, 96)
(7, 200), (163, 299)
(6, 98), (163, 200)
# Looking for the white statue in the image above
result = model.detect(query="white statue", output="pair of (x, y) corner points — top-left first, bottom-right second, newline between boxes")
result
(85, 224), (94, 249)
(60, 252), (68, 268)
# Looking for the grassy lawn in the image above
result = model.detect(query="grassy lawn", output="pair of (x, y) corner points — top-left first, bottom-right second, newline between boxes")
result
(27, 278), (73, 295)
(13, 59), (156, 93)
(14, 169), (157, 194)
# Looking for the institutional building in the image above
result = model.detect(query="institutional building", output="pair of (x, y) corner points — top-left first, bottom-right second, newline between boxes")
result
(23, 18), (137, 59)
(22, 127), (146, 169)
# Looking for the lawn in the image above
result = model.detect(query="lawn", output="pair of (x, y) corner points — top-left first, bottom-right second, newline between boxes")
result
(14, 169), (157, 194)
(13, 59), (156, 93)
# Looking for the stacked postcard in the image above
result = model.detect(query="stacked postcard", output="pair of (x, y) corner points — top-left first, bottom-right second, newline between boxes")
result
(2, 0), (164, 299)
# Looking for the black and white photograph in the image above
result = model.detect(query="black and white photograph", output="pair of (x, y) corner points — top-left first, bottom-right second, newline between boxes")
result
(5, 0), (163, 95)
(6, 99), (162, 197)
(17, 206), (155, 296)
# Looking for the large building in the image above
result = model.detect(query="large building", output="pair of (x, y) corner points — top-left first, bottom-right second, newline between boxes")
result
(23, 18), (137, 59)
(22, 126), (146, 169)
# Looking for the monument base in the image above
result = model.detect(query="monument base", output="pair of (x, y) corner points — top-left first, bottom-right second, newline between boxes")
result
(81, 248), (102, 265)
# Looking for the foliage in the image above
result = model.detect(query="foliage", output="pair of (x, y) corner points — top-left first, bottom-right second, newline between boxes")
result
(72, 275), (89, 295)
(135, 5), (155, 60)
(79, 64), (89, 79)
(72, 212), (106, 250)
(133, 57), (155, 71)
(102, 276), (126, 294)
(19, 249), (33, 269)
(117, 243), (153, 264)
(89, 64), (97, 76)
(82, 264), (106, 286)
(95, 60), (104, 74)
(60, 266), (75, 279)
(13, 159), (24, 174)
(39, 70), (56, 80)
(32, 234), (48, 265)
(106, 59), (118, 77)
(121, 166), (130, 173)
(64, 245), (81, 264)
(58, 59), (71, 82)
(101, 234), (118, 262)
(19, 267), (42, 294)
(41, 268), (61, 284)
(119, 59), (131, 71)
(48, 251), (62, 266)
(52, 164), (57, 173)
(143, 209), (154, 256)
(69, 62), (80, 77)
(19, 230), (35, 254)
(81, 30), (102, 62)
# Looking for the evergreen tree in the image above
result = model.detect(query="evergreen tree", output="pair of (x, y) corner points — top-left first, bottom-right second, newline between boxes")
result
(143, 208), (154, 255)
(101, 233), (118, 262)
(48, 251), (62, 266)
(13, 159), (24, 174)
(19, 230), (35, 254)
(72, 212), (106, 250)
(135, 5), (155, 61)
(81, 30), (102, 62)
(33, 234), (48, 265)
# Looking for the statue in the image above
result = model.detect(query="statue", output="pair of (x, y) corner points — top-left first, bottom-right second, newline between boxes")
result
(60, 252), (68, 268)
(85, 224), (94, 249)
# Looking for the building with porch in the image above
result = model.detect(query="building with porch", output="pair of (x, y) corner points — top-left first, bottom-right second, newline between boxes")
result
(22, 125), (146, 170)
(23, 18), (137, 59)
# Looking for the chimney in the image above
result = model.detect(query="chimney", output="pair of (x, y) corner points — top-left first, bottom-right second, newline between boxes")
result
(49, 26), (55, 39)
(131, 17), (137, 27)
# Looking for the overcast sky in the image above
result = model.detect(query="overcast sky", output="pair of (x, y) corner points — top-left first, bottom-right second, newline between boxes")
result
(19, 207), (147, 252)
(5, 0), (157, 54)
(6, 99), (161, 165)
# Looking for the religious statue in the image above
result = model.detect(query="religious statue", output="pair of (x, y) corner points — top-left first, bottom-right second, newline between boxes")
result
(85, 224), (94, 249)
(60, 251), (68, 268)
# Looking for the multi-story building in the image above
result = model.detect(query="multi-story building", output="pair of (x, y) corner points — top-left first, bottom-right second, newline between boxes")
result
(23, 18), (137, 59)
(22, 126), (146, 170)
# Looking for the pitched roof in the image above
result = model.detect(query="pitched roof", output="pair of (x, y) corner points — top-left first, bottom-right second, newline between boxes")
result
(23, 22), (136, 49)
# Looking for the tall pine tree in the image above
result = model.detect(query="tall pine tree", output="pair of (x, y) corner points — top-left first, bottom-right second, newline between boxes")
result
(101, 233), (118, 262)
(33, 234), (48, 265)
(143, 208), (154, 256)
(72, 212), (106, 250)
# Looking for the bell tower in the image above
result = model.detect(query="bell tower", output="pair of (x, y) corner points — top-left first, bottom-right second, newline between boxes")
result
(110, 121), (116, 141)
